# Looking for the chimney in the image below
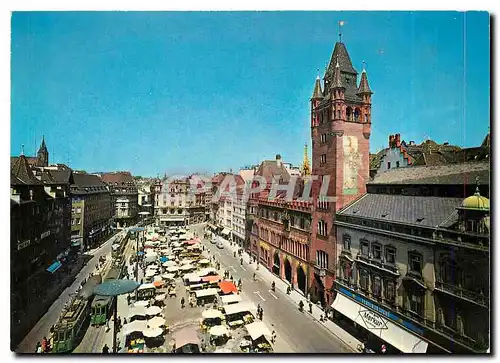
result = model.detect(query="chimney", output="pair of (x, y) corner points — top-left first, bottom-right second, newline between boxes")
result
(395, 134), (401, 147)
(276, 154), (282, 166)
(389, 135), (394, 147)
(409, 141), (415, 146)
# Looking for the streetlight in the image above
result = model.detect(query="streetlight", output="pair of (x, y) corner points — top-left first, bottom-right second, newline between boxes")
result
(129, 227), (146, 285)
(94, 279), (140, 353)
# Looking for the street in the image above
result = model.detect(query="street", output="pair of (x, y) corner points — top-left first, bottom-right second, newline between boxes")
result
(15, 230), (127, 353)
(189, 224), (353, 353)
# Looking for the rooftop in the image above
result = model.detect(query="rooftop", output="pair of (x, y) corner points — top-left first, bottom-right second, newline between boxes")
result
(368, 162), (490, 186)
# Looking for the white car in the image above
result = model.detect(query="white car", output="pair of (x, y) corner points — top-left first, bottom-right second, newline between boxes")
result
(216, 242), (224, 249)
(211, 239), (217, 244)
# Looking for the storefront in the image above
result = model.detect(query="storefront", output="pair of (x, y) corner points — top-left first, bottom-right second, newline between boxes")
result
(331, 287), (429, 354)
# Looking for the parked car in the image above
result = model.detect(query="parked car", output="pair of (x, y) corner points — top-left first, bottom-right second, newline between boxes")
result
(211, 239), (217, 244)
(216, 242), (224, 249)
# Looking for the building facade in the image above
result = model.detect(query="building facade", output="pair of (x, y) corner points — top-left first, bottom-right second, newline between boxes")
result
(309, 40), (372, 307)
(154, 177), (190, 227)
(101, 172), (139, 229)
(71, 172), (113, 250)
(332, 162), (490, 353)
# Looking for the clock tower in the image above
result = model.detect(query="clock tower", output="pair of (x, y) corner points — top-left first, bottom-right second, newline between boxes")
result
(308, 39), (372, 306)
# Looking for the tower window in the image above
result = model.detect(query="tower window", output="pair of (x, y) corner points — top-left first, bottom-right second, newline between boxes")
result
(354, 108), (360, 122)
(320, 154), (327, 165)
(320, 134), (327, 143)
(396, 161), (400, 168)
(337, 110), (341, 119)
(346, 107), (352, 121)
(387, 162), (391, 169)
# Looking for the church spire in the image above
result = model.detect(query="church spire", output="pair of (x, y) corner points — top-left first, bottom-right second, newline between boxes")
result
(311, 68), (323, 100)
(301, 143), (311, 176)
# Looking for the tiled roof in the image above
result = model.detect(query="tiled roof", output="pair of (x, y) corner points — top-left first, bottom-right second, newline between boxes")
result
(40, 170), (73, 185)
(239, 169), (255, 183)
(338, 193), (463, 228)
(100, 171), (135, 185)
(368, 162), (490, 185)
(11, 156), (38, 166)
(311, 77), (323, 99)
(72, 173), (107, 188)
(370, 149), (388, 170)
(255, 160), (291, 183)
(328, 42), (357, 74)
(11, 173), (24, 186)
(357, 71), (372, 94)
(11, 155), (43, 185)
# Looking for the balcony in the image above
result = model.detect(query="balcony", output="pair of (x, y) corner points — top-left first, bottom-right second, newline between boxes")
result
(435, 280), (489, 308)
(355, 253), (400, 276)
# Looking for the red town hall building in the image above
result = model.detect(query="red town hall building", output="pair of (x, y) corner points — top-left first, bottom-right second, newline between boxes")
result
(247, 39), (372, 308)
(309, 40), (372, 306)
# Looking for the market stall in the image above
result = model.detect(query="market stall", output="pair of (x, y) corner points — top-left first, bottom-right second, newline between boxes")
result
(173, 327), (201, 353)
(145, 306), (162, 317)
(208, 325), (230, 346)
(194, 288), (219, 305)
(244, 321), (273, 353)
(223, 302), (257, 328)
(220, 294), (242, 305)
(218, 281), (238, 295)
(200, 309), (225, 331)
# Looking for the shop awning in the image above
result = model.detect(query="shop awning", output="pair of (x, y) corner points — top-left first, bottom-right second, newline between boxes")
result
(207, 223), (216, 230)
(331, 293), (428, 353)
(46, 261), (62, 273)
(219, 281), (238, 294)
(71, 240), (81, 247)
(221, 228), (231, 236)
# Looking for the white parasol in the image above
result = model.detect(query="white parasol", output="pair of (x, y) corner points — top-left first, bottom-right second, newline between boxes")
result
(202, 309), (224, 320)
(133, 300), (150, 308)
(162, 261), (176, 267)
(209, 325), (229, 337)
(147, 316), (166, 328)
(123, 320), (148, 336)
(214, 348), (232, 353)
(161, 273), (176, 280)
(180, 265), (195, 271)
(155, 294), (166, 301)
(145, 270), (156, 278)
(143, 327), (164, 338)
(198, 259), (210, 265)
(145, 306), (162, 316)
(166, 266), (179, 273)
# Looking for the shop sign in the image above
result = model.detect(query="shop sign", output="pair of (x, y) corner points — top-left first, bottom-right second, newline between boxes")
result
(359, 309), (388, 330)
(338, 286), (424, 335)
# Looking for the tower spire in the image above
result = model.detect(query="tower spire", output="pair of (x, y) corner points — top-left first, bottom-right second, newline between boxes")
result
(301, 143), (311, 176)
(357, 63), (372, 95)
(332, 57), (344, 89)
(311, 69), (324, 100)
(21, 144), (24, 156)
(338, 20), (345, 43)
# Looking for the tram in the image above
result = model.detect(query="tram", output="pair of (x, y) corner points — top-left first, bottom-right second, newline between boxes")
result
(90, 265), (123, 326)
(51, 275), (102, 353)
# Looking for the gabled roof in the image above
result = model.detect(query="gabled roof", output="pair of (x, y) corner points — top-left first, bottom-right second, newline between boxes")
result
(11, 156), (38, 166)
(255, 160), (291, 183)
(11, 155), (43, 185)
(41, 170), (73, 185)
(72, 173), (107, 188)
(11, 173), (25, 186)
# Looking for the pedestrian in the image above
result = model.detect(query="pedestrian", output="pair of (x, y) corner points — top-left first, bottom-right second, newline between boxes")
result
(41, 337), (47, 353)
(102, 344), (110, 354)
(260, 309), (264, 321)
(381, 344), (387, 354)
(35, 342), (42, 354)
(309, 301), (313, 314)
(271, 330), (276, 344)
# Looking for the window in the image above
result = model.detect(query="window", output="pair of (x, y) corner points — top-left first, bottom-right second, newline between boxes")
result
(360, 240), (369, 256)
(342, 261), (352, 282)
(373, 275), (382, 297)
(316, 250), (329, 269)
(372, 243), (382, 260)
(440, 257), (462, 285)
(387, 162), (391, 169)
(318, 220), (328, 236)
(407, 289), (424, 316)
(385, 280), (396, 302)
(320, 154), (327, 165)
(360, 269), (369, 291)
(300, 218), (305, 229)
(321, 133), (327, 143)
(76, 218), (81, 225)
(385, 247), (396, 264)
(409, 253), (422, 274)
(337, 110), (341, 119)
(343, 234), (351, 250)
(396, 161), (400, 168)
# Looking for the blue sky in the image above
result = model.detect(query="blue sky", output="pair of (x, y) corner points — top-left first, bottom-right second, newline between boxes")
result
(11, 11), (490, 176)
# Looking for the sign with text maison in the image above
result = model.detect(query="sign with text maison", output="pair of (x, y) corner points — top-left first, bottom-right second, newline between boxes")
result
(359, 309), (388, 330)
